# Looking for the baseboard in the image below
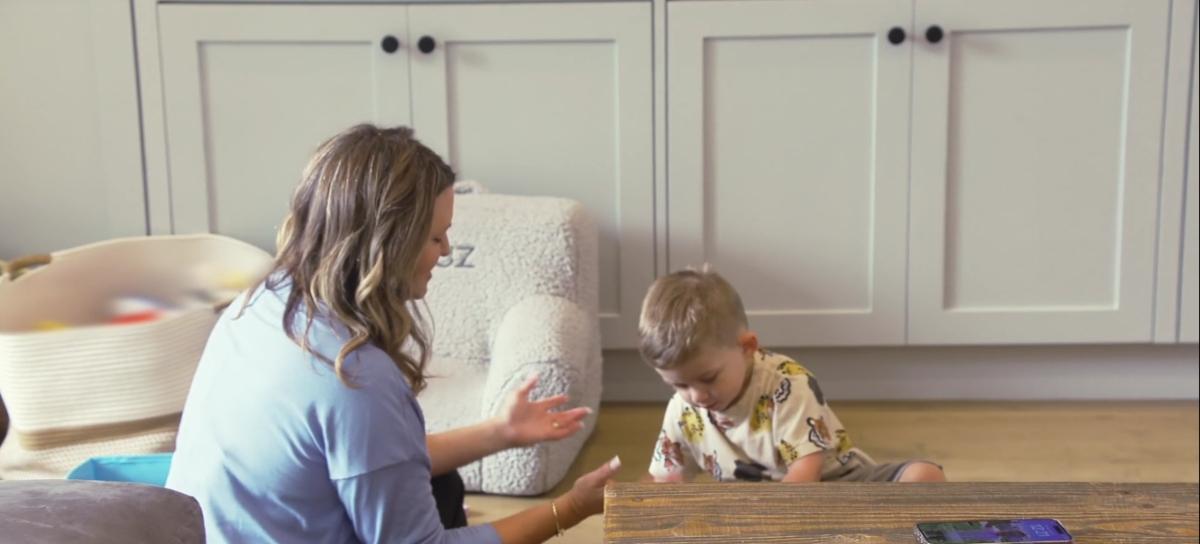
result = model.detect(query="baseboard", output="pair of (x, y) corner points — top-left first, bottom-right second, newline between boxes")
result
(601, 344), (1200, 401)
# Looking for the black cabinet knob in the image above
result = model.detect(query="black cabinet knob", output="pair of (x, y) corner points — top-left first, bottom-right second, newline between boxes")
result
(925, 25), (944, 44)
(381, 35), (399, 54)
(418, 36), (436, 54)
(887, 27), (906, 45)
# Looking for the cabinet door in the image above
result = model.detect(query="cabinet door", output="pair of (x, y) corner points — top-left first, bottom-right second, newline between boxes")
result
(409, 3), (653, 348)
(668, 0), (911, 346)
(909, 0), (1170, 343)
(157, 4), (409, 250)
(1180, 33), (1199, 343)
(0, 0), (144, 257)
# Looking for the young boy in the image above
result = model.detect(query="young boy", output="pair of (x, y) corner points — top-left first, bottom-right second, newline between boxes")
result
(640, 267), (945, 483)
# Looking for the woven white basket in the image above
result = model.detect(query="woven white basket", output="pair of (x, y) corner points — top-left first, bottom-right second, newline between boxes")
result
(0, 234), (272, 479)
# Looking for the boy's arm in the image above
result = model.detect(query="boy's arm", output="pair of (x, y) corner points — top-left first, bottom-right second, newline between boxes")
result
(780, 451), (823, 483)
(771, 360), (840, 481)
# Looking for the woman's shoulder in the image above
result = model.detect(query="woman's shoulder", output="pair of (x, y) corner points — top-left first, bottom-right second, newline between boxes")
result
(224, 280), (415, 403)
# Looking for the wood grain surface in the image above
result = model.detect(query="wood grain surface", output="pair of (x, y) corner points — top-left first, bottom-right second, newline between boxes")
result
(605, 481), (1199, 543)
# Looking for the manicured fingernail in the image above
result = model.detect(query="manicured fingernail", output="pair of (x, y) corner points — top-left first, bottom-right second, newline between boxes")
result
(609, 456), (622, 469)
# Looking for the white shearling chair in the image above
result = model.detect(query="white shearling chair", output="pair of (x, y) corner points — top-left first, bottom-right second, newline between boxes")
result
(418, 183), (602, 495)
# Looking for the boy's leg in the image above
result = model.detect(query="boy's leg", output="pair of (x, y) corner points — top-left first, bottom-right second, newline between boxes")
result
(820, 451), (945, 482)
(431, 471), (468, 528)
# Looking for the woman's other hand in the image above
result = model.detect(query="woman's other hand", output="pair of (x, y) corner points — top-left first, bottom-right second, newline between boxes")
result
(562, 455), (622, 518)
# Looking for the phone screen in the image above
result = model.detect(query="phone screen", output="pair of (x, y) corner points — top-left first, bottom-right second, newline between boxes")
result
(915, 519), (1071, 543)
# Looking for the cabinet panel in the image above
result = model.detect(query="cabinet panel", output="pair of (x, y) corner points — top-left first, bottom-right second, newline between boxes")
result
(1151, 0), (1198, 343)
(158, 4), (410, 249)
(1180, 29), (1199, 343)
(0, 0), (144, 257)
(410, 3), (653, 347)
(668, 0), (910, 345)
(910, 0), (1170, 343)
(946, 29), (1124, 308)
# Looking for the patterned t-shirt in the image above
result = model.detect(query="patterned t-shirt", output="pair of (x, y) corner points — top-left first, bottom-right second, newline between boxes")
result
(648, 349), (869, 482)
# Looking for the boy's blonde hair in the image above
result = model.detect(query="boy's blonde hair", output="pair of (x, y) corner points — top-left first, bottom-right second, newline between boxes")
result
(638, 267), (747, 370)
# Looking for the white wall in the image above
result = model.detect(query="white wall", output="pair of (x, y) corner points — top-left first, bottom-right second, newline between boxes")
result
(602, 345), (1200, 401)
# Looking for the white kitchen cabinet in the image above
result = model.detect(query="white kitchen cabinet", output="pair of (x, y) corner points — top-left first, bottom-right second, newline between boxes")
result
(407, 3), (653, 347)
(0, 0), (144, 258)
(156, 4), (411, 250)
(144, 0), (1191, 348)
(670, 0), (1175, 345)
(909, 0), (1171, 344)
(150, 2), (653, 347)
(667, 0), (912, 346)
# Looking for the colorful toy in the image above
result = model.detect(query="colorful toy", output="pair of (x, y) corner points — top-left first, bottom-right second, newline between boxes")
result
(108, 296), (174, 326)
(33, 320), (70, 331)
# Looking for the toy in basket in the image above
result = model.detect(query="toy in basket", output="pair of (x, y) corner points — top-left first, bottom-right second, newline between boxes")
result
(0, 234), (273, 479)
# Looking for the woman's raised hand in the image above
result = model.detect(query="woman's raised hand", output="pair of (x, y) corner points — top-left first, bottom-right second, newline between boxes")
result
(496, 374), (592, 448)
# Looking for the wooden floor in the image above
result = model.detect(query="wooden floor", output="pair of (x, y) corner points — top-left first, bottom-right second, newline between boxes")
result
(465, 401), (1200, 543)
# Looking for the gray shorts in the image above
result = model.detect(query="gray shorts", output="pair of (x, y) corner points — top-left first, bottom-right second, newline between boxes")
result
(822, 452), (940, 482)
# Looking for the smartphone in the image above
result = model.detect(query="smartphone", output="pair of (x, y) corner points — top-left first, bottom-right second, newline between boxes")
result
(914, 519), (1072, 543)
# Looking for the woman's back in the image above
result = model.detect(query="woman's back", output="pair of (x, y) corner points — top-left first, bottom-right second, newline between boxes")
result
(167, 283), (497, 543)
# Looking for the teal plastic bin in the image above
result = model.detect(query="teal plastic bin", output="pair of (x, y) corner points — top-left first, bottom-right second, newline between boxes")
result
(66, 453), (173, 486)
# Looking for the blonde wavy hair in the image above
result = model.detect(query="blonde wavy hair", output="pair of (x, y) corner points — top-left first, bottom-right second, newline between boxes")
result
(638, 266), (747, 370)
(256, 124), (453, 393)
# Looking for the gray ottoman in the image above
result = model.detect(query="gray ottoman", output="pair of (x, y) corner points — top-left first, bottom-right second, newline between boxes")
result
(0, 480), (204, 543)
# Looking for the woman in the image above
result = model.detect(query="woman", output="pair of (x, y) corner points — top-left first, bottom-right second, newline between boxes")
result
(166, 124), (618, 543)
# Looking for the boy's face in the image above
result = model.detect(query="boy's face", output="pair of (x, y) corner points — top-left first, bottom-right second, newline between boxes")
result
(655, 331), (758, 413)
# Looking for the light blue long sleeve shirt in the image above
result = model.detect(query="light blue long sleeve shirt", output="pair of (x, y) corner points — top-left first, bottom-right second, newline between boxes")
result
(166, 282), (501, 544)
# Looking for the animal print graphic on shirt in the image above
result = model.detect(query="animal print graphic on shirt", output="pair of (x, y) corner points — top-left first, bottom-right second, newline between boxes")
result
(773, 378), (792, 404)
(653, 429), (686, 471)
(778, 439), (801, 466)
(807, 374), (826, 405)
(703, 451), (722, 480)
(776, 358), (812, 377)
(807, 416), (833, 449)
(679, 406), (705, 444)
(835, 429), (856, 464)
(750, 395), (774, 433)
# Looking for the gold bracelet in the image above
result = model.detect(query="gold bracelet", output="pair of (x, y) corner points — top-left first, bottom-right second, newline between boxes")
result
(550, 499), (565, 537)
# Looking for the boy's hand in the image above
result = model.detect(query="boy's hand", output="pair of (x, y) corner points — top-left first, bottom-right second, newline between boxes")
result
(495, 374), (591, 448)
(645, 471), (685, 483)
